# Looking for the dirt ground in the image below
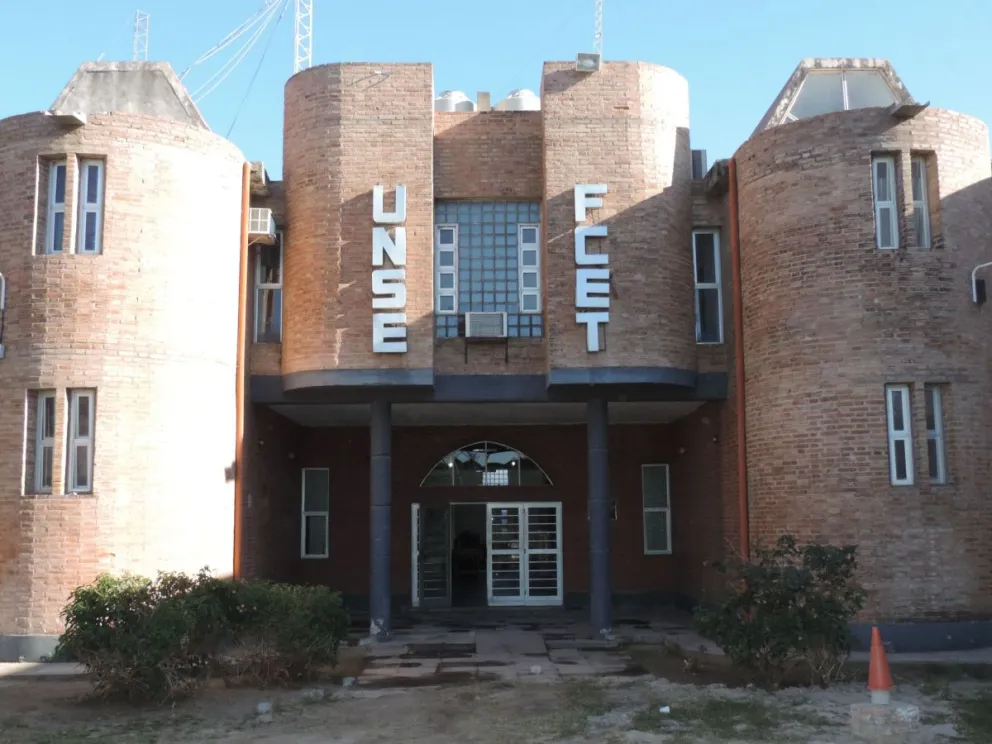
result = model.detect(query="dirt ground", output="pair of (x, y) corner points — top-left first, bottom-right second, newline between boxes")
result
(1, 651), (991, 743)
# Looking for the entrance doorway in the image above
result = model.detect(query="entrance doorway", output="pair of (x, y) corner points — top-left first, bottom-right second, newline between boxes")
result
(411, 502), (563, 608)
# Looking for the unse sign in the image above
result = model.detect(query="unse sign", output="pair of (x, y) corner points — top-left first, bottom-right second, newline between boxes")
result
(574, 183), (610, 352)
(371, 184), (408, 353)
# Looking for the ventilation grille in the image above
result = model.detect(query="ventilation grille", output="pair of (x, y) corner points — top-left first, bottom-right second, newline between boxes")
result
(465, 312), (508, 339)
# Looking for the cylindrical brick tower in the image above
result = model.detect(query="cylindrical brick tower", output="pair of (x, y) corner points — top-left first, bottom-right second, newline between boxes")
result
(0, 109), (245, 658)
(736, 107), (992, 620)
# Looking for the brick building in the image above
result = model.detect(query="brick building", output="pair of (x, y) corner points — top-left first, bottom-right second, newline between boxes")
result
(0, 57), (989, 660)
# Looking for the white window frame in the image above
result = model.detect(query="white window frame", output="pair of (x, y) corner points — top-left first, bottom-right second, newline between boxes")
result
(910, 156), (931, 250)
(641, 463), (672, 555)
(300, 467), (330, 559)
(76, 159), (105, 254)
(254, 231), (283, 343)
(885, 384), (914, 486)
(44, 160), (67, 255)
(925, 384), (947, 484)
(434, 224), (459, 315)
(518, 223), (541, 314)
(872, 155), (899, 250)
(67, 389), (95, 494)
(34, 391), (56, 493)
(692, 229), (724, 344)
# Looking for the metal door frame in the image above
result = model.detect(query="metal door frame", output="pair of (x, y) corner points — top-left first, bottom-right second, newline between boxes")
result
(486, 501), (563, 607)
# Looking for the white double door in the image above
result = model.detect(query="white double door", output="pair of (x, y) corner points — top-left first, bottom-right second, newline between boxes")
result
(487, 502), (562, 607)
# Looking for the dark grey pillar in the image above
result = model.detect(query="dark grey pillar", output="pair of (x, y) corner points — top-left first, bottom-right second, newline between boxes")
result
(370, 400), (392, 640)
(587, 398), (613, 637)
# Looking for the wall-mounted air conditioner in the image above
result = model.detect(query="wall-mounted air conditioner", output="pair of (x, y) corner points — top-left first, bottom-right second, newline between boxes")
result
(465, 311), (508, 339)
(248, 207), (277, 245)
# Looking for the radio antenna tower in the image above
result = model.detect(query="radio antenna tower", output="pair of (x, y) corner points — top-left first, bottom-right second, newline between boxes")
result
(133, 10), (150, 61)
(294, 0), (313, 73)
(593, 0), (603, 56)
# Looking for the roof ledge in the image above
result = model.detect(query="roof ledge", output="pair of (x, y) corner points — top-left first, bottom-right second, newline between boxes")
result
(250, 161), (270, 197)
(704, 159), (730, 198)
(44, 110), (87, 127)
(889, 100), (930, 119)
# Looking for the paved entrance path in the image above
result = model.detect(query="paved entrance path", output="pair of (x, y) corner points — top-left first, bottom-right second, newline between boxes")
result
(475, 629), (546, 656)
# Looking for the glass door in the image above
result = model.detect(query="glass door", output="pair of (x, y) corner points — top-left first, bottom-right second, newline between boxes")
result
(486, 502), (562, 607)
(411, 503), (451, 608)
(487, 504), (524, 605)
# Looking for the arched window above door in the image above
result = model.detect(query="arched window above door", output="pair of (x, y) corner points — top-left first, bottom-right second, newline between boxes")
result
(420, 441), (553, 487)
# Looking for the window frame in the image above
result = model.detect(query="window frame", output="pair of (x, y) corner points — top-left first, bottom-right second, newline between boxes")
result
(66, 389), (95, 494)
(910, 156), (931, 250)
(517, 223), (541, 314)
(692, 229), (724, 344)
(76, 159), (105, 255)
(434, 224), (459, 315)
(641, 463), (673, 556)
(44, 160), (68, 255)
(885, 384), (914, 486)
(300, 467), (330, 559)
(871, 155), (899, 250)
(34, 391), (56, 493)
(924, 384), (947, 484)
(254, 230), (284, 343)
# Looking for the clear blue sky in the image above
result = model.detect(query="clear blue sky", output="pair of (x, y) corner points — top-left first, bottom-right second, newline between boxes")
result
(3, 0), (989, 179)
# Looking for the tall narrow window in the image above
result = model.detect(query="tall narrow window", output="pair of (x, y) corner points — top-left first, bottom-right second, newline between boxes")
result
(518, 224), (541, 313)
(885, 384), (913, 486)
(910, 157), (931, 250)
(45, 161), (67, 254)
(434, 225), (458, 314)
(67, 389), (95, 493)
(642, 464), (672, 555)
(34, 391), (56, 493)
(925, 384), (947, 483)
(254, 233), (283, 342)
(76, 160), (105, 254)
(301, 468), (330, 558)
(872, 155), (899, 250)
(692, 229), (723, 343)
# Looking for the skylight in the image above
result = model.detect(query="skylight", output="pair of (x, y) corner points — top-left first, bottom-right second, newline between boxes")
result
(785, 70), (898, 122)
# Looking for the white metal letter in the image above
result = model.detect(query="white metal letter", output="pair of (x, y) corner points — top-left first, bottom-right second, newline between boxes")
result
(576, 268), (611, 308)
(373, 184), (407, 224)
(373, 226), (406, 268)
(574, 225), (609, 265)
(576, 312), (609, 352)
(574, 183), (607, 223)
(372, 269), (407, 309)
(373, 312), (408, 353)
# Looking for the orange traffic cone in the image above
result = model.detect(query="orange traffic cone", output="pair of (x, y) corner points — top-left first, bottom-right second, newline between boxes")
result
(868, 626), (893, 704)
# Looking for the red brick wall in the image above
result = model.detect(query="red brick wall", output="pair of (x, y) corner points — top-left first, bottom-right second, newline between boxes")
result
(0, 112), (244, 636)
(282, 63), (435, 377)
(541, 61), (694, 372)
(736, 107), (992, 620)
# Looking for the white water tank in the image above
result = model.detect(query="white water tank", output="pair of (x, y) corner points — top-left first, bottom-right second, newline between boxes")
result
(434, 90), (476, 112)
(495, 89), (541, 111)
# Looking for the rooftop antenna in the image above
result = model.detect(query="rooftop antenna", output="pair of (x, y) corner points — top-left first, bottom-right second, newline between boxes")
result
(576, 0), (602, 72)
(593, 0), (603, 56)
(133, 10), (150, 61)
(294, 0), (313, 73)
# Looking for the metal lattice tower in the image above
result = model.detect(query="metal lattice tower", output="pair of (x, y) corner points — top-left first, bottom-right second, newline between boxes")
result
(294, 0), (313, 73)
(133, 10), (150, 61)
(593, 0), (603, 55)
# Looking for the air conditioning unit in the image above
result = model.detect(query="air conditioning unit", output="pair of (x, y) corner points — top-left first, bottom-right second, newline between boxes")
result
(248, 207), (277, 245)
(465, 311), (508, 339)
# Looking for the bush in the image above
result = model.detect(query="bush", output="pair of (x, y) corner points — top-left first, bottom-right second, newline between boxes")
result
(694, 536), (866, 687)
(57, 570), (349, 703)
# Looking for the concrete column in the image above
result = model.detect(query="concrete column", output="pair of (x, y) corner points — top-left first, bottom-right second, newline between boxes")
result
(587, 398), (612, 637)
(369, 400), (392, 640)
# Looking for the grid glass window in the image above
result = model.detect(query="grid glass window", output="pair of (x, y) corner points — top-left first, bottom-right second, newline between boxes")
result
(435, 225), (458, 314)
(34, 391), (56, 492)
(76, 159), (105, 254)
(872, 155), (899, 250)
(642, 464), (672, 555)
(301, 468), (330, 558)
(434, 201), (543, 338)
(910, 157), (931, 250)
(45, 161), (67, 254)
(67, 389), (95, 493)
(924, 384), (947, 483)
(692, 230), (723, 343)
(885, 384), (913, 486)
(255, 232), (283, 343)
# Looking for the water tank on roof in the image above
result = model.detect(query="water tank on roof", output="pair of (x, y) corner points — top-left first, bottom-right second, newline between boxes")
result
(495, 89), (540, 111)
(434, 90), (476, 112)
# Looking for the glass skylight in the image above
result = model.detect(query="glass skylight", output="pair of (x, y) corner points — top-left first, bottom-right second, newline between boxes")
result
(786, 70), (898, 122)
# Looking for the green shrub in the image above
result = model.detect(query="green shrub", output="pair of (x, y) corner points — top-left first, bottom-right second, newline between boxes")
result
(57, 570), (349, 703)
(694, 536), (867, 686)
